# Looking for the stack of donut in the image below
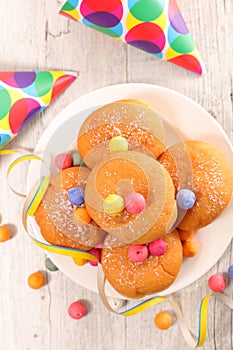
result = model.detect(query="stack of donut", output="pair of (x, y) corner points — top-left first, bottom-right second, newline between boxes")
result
(35, 100), (233, 299)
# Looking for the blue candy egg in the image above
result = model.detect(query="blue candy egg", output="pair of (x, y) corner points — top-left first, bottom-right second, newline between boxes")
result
(228, 265), (233, 280)
(68, 187), (84, 206)
(176, 189), (196, 210)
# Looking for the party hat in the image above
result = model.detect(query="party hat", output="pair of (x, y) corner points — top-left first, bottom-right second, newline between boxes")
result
(59, 0), (205, 74)
(0, 71), (77, 149)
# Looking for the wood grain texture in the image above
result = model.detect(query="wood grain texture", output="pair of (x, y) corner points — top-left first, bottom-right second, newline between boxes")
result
(0, 1), (232, 349)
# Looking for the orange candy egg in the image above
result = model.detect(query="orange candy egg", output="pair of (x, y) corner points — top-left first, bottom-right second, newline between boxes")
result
(182, 240), (199, 257)
(73, 207), (92, 226)
(178, 229), (195, 241)
(154, 311), (173, 330)
(27, 272), (45, 289)
(0, 225), (11, 242)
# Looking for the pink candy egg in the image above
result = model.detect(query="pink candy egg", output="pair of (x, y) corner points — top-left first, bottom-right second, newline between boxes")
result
(208, 273), (226, 292)
(68, 301), (86, 320)
(55, 153), (73, 170)
(125, 192), (146, 214)
(88, 248), (101, 266)
(128, 244), (148, 262)
(149, 238), (167, 256)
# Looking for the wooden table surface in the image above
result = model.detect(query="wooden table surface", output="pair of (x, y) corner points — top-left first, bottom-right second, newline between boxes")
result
(0, 1), (233, 349)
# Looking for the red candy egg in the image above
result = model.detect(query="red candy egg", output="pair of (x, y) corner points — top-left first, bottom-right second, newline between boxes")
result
(55, 153), (73, 170)
(88, 248), (101, 266)
(128, 244), (148, 262)
(68, 301), (87, 320)
(208, 273), (226, 292)
(149, 238), (167, 256)
(125, 192), (146, 214)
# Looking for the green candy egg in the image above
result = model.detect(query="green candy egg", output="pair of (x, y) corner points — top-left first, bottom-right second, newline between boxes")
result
(72, 151), (87, 167)
(45, 257), (59, 272)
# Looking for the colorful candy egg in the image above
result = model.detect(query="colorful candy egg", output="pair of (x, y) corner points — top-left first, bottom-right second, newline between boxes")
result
(128, 244), (148, 262)
(125, 192), (146, 214)
(149, 238), (167, 256)
(208, 273), (226, 292)
(68, 301), (87, 320)
(176, 189), (196, 210)
(109, 136), (128, 152)
(103, 194), (124, 215)
(68, 187), (85, 206)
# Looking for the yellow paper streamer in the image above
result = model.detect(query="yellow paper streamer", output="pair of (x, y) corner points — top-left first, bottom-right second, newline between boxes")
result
(97, 266), (233, 348)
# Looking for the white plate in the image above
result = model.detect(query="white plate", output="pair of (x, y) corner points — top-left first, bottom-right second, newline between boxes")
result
(27, 83), (233, 299)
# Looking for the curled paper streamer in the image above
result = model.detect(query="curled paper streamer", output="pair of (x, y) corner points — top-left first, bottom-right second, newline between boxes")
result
(0, 71), (77, 149)
(0, 149), (98, 262)
(59, 0), (205, 74)
(97, 266), (233, 348)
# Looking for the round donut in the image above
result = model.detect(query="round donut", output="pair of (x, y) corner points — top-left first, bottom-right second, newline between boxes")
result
(77, 100), (166, 168)
(35, 167), (106, 250)
(85, 151), (177, 244)
(101, 230), (183, 299)
(159, 141), (233, 230)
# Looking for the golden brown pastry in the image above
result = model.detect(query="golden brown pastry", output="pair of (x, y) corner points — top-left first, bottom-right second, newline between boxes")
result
(35, 167), (105, 250)
(85, 151), (177, 244)
(77, 100), (166, 168)
(101, 230), (182, 299)
(159, 141), (233, 230)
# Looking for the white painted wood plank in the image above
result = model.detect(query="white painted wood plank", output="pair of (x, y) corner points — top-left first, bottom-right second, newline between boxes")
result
(0, 0), (232, 349)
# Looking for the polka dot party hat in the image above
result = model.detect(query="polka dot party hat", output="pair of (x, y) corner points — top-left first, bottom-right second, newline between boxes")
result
(59, 0), (205, 74)
(0, 71), (77, 149)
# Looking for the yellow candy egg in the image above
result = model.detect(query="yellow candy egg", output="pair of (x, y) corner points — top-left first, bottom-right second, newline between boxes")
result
(103, 194), (124, 216)
(72, 256), (87, 266)
(109, 136), (128, 153)
(73, 207), (92, 226)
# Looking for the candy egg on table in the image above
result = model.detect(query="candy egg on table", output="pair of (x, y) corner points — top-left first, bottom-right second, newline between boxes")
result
(45, 257), (59, 271)
(27, 272), (45, 289)
(68, 301), (87, 320)
(228, 265), (233, 280)
(154, 311), (173, 330)
(208, 273), (226, 292)
(0, 225), (11, 242)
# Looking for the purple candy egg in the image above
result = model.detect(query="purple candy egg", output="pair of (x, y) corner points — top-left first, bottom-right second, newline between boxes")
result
(68, 187), (84, 206)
